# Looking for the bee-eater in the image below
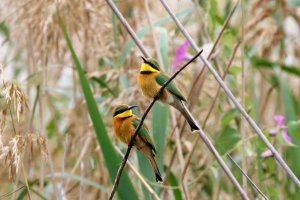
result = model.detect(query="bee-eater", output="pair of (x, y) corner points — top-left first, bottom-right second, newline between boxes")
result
(137, 57), (200, 131)
(112, 104), (163, 182)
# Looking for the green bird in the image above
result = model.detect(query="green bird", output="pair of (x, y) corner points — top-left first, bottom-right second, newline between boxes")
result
(137, 57), (200, 131)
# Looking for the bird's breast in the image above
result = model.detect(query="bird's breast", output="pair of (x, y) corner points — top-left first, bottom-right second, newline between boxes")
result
(113, 117), (135, 144)
(137, 73), (160, 99)
(137, 73), (171, 103)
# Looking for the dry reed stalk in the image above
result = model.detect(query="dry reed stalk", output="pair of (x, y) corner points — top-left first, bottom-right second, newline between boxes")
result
(170, 109), (187, 200)
(246, 8), (273, 31)
(0, 133), (48, 177)
(240, 0), (248, 192)
(1, 0), (113, 68)
(144, 0), (164, 67)
(1, 82), (28, 122)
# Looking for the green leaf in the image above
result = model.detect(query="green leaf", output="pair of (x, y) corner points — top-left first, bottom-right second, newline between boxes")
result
(288, 120), (300, 145)
(137, 152), (154, 200)
(158, 28), (169, 71)
(216, 126), (240, 155)
(152, 103), (169, 171)
(91, 76), (117, 97)
(280, 76), (298, 122)
(229, 65), (241, 76)
(288, 0), (300, 6)
(49, 172), (109, 192)
(60, 17), (139, 200)
(168, 171), (183, 200)
(0, 22), (10, 40)
(252, 56), (300, 77)
(17, 179), (47, 200)
(221, 108), (239, 127)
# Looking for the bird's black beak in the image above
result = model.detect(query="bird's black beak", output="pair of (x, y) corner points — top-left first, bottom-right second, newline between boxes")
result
(141, 56), (147, 63)
(128, 105), (138, 110)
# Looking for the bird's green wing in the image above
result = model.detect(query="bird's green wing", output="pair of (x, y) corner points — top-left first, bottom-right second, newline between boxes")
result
(132, 117), (157, 154)
(155, 73), (186, 101)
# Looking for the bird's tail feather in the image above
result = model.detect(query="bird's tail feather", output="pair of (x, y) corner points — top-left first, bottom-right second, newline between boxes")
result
(149, 156), (163, 182)
(178, 101), (200, 131)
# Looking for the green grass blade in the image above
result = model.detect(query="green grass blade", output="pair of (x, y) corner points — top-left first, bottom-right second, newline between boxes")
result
(49, 172), (109, 192)
(91, 76), (117, 97)
(250, 64), (264, 188)
(216, 126), (240, 155)
(17, 179), (47, 200)
(168, 171), (183, 200)
(158, 27), (169, 71)
(137, 152), (153, 200)
(60, 17), (139, 200)
(252, 56), (300, 77)
(280, 76), (298, 121)
(152, 103), (169, 172)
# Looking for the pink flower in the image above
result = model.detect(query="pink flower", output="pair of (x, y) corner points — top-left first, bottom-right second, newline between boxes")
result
(282, 129), (293, 143)
(261, 149), (273, 158)
(273, 115), (285, 127)
(172, 40), (192, 70)
(262, 114), (293, 158)
(270, 115), (292, 143)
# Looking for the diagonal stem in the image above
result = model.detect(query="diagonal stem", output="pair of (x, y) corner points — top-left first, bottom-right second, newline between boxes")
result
(159, 0), (300, 188)
(181, 41), (241, 180)
(228, 155), (268, 200)
(105, 0), (150, 58)
(108, 50), (203, 200)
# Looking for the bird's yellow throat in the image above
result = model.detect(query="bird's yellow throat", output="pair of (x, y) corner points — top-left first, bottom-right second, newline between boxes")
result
(116, 110), (133, 118)
(140, 63), (159, 73)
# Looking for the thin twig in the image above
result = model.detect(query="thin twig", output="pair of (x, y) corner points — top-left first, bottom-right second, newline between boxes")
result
(240, 0), (248, 191)
(0, 185), (26, 199)
(30, 85), (40, 128)
(20, 159), (32, 200)
(108, 50), (203, 200)
(228, 155), (269, 200)
(159, 0), (300, 188)
(114, 146), (161, 200)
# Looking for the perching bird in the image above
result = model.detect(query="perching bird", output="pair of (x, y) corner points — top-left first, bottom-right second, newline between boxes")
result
(137, 57), (200, 131)
(112, 104), (163, 182)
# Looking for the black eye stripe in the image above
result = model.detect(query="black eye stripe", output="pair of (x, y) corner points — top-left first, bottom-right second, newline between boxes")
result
(145, 61), (159, 71)
(113, 108), (128, 116)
